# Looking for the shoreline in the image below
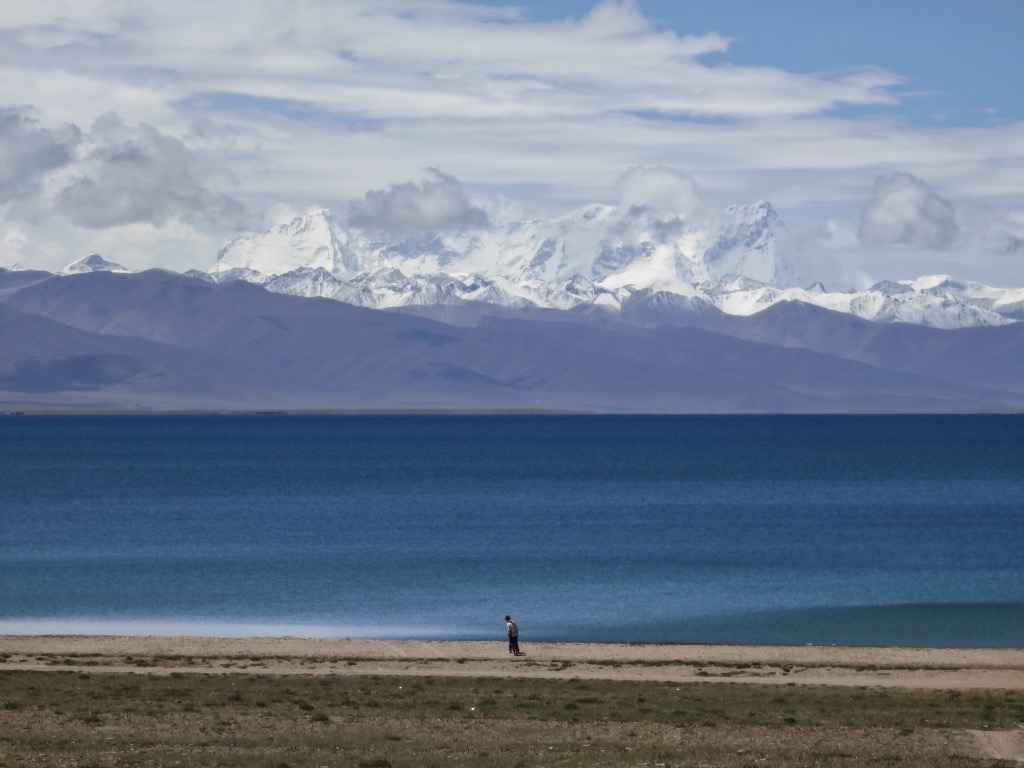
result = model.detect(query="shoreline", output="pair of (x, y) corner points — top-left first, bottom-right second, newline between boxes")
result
(3, 635), (1023, 690)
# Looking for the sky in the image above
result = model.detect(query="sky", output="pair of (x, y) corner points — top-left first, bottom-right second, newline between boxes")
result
(1, 0), (1023, 287)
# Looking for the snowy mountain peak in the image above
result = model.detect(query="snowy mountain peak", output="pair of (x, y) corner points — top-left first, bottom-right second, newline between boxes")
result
(214, 209), (366, 278)
(906, 274), (956, 291)
(204, 200), (1022, 330)
(62, 254), (132, 275)
(213, 199), (800, 291)
(727, 200), (777, 222)
(702, 202), (781, 284)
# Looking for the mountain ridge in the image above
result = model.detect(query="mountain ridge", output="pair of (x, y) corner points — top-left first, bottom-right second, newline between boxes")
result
(1, 268), (1022, 413)
(196, 202), (1023, 330)
(32, 199), (1024, 330)
(4, 195), (1022, 413)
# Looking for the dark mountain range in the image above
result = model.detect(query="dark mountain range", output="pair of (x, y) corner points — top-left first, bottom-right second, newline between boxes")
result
(0, 301), (295, 409)
(1, 268), (1021, 412)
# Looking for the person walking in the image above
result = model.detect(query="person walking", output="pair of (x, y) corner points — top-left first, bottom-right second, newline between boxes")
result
(504, 615), (520, 656)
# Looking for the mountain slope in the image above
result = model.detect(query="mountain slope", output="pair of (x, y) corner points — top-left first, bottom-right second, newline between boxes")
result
(0, 301), (308, 409)
(708, 301), (1024, 395)
(1, 269), (1022, 412)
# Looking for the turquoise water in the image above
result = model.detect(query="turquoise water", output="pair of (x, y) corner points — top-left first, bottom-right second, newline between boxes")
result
(1, 414), (1022, 646)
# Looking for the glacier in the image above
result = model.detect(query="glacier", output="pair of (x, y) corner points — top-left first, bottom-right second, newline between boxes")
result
(70, 201), (1024, 329)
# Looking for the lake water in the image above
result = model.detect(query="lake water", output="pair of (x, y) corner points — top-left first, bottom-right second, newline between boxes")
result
(1, 414), (1022, 647)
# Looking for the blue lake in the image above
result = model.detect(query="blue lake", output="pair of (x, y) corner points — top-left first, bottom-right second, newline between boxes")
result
(1, 414), (1022, 647)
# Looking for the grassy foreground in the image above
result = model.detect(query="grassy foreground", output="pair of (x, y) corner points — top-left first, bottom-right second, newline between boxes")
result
(1, 669), (1021, 767)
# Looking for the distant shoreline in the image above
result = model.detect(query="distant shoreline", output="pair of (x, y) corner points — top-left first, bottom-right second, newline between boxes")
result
(5, 409), (1023, 416)
(0, 408), (584, 416)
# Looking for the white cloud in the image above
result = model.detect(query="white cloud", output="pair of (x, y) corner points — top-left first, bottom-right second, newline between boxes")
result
(984, 210), (1024, 256)
(46, 112), (250, 231)
(0, 109), (251, 272)
(0, 106), (79, 203)
(347, 169), (489, 233)
(858, 173), (958, 250)
(0, 1), (903, 130)
(948, 201), (1024, 284)
(0, 108), (251, 230)
(0, 1), (1021, 286)
(615, 166), (705, 220)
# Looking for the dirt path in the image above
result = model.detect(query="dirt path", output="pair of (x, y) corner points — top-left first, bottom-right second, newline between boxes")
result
(971, 728), (1024, 763)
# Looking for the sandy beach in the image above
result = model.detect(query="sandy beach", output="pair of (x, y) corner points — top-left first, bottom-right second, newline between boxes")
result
(3, 635), (1023, 690)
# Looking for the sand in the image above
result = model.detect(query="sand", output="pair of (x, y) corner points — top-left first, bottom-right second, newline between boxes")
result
(2, 635), (1023, 690)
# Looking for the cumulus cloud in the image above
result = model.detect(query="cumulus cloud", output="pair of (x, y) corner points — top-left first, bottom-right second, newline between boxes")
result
(859, 173), (958, 249)
(615, 166), (706, 221)
(992, 212), (1024, 255)
(0, 107), (251, 231)
(347, 169), (489, 233)
(50, 112), (250, 230)
(954, 201), (1024, 262)
(0, 106), (252, 271)
(0, 106), (80, 204)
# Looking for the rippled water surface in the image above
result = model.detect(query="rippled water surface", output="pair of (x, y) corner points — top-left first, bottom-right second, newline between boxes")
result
(2, 414), (1022, 646)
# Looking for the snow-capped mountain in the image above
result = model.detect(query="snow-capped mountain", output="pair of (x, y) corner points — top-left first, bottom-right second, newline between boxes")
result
(62, 254), (131, 275)
(209, 200), (805, 296)
(175, 202), (1022, 329)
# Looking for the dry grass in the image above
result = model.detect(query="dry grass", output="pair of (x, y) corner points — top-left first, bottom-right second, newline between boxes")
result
(2, 669), (1022, 767)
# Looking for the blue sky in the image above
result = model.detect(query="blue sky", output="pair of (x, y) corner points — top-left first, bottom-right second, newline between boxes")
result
(660, 1), (1022, 124)
(1, 0), (1022, 286)
(483, 0), (1024, 124)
